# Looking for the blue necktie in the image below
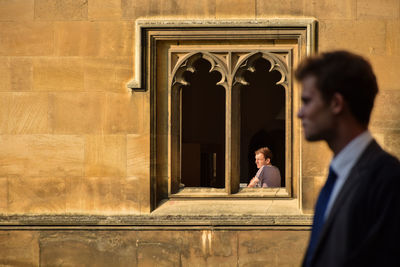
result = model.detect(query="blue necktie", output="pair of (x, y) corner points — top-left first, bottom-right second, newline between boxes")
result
(305, 166), (338, 266)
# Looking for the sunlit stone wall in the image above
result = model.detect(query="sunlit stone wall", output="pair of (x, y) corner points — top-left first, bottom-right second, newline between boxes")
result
(0, 0), (399, 265)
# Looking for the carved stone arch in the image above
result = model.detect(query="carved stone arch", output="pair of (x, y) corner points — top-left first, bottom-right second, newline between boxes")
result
(168, 51), (229, 194)
(230, 51), (291, 191)
(232, 52), (289, 91)
(170, 52), (229, 92)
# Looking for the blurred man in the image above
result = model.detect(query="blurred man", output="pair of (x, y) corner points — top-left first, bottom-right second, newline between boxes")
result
(248, 147), (281, 188)
(296, 51), (400, 267)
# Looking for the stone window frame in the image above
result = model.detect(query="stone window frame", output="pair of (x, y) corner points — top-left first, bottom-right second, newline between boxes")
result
(169, 49), (290, 197)
(128, 18), (317, 211)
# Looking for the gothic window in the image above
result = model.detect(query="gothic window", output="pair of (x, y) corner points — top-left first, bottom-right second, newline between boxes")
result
(169, 50), (290, 196)
(128, 19), (317, 208)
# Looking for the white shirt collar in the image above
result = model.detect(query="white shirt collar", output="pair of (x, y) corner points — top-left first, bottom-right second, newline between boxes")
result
(324, 130), (373, 218)
(330, 130), (373, 176)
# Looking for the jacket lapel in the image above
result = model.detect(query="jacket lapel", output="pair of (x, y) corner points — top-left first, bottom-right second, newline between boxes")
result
(310, 140), (382, 263)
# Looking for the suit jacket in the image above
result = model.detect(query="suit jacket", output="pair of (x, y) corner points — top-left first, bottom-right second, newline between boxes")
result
(303, 140), (400, 267)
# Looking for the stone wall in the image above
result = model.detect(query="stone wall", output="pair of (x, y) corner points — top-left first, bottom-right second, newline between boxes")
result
(0, 229), (308, 266)
(1, 0), (399, 266)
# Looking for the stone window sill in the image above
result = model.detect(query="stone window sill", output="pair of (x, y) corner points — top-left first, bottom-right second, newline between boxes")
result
(0, 199), (312, 229)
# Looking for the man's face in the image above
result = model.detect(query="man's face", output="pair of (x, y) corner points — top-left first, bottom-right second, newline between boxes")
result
(297, 75), (335, 141)
(255, 153), (269, 169)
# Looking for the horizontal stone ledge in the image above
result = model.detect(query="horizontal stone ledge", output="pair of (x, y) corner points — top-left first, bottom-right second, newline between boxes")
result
(0, 214), (312, 228)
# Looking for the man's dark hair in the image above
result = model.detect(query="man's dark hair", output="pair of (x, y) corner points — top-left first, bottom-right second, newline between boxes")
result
(255, 147), (273, 160)
(295, 51), (378, 125)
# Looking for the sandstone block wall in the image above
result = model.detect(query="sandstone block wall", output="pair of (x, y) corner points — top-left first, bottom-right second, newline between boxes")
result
(0, 0), (399, 266)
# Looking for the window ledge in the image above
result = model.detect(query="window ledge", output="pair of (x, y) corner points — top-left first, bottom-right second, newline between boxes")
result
(154, 198), (301, 217)
(170, 187), (290, 198)
(0, 199), (312, 229)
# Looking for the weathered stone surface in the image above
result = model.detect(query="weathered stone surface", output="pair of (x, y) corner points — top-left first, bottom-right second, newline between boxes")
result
(301, 176), (315, 214)
(370, 89), (400, 129)
(0, 230), (311, 267)
(386, 20), (400, 56)
(54, 21), (133, 56)
(302, 141), (331, 177)
(370, 127), (400, 160)
(121, 0), (215, 19)
(238, 230), (308, 266)
(39, 231), (137, 266)
(0, 231), (39, 266)
(125, 176), (149, 214)
(34, 0), (88, 20)
(0, 0), (34, 21)
(181, 230), (238, 267)
(0, 135), (84, 177)
(127, 134), (151, 213)
(302, 175), (326, 214)
(0, 230), (310, 267)
(115, 57), (134, 91)
(33, 57), (84, 91)
(66, 176), (141, 214)
(83, 57), (116, 92)
(369, 130), (385, 149)
(136, 231), (183, 266)
(105, 92), (141, 134)
(267, 198), (305, 215)
(127, 134), (150, 178)
(357, 0), (399, 19)
(0, 22), (54, 56)
(85, 135), (126, 177)
(64, 177), (84, 212)
(151, 199), (304, 218)
(84, 57), (132, 93)
(0, 178), (7, 213)
(49, 92), (106, 134)
(0, 57), (33, 92)
(8, 177), (66, 213)
(88, 0), (121, 20)
(0, 92), (48, 134)
(126, 134), (150, 213)
(313, 175), (326, 198)
(383, 131), (400, 160)
(369, 55), (400, 91)
(121, 0), (155, 18)
(216, 0), (255, 19)
(319, 19), (386, 55)
(304, 0), (356, 19)
(256, 0), (304, 16)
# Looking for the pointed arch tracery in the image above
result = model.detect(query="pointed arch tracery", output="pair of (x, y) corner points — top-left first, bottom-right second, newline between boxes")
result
(232, 52), (289, 91)
(170, 52), (229, 91)
(170, 51), (289, 91)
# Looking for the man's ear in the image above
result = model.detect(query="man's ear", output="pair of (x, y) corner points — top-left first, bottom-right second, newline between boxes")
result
(331, 92), (345, 115)
(266, 158), (271, 164)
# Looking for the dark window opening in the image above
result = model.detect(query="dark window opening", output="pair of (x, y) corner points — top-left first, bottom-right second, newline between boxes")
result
(181, 58), (226, 188)
(239, 58), (286, 187)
